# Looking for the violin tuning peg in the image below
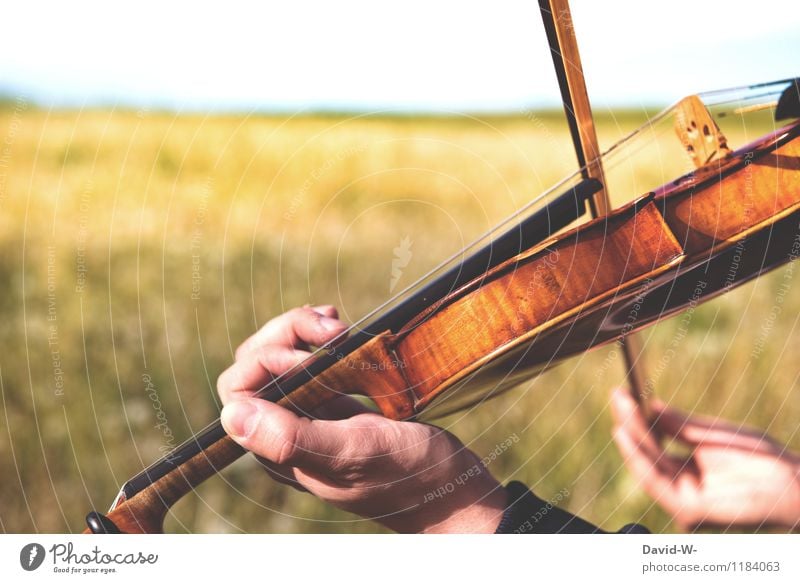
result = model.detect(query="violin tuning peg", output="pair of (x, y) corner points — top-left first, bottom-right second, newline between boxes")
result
(85, 511), (121, 534)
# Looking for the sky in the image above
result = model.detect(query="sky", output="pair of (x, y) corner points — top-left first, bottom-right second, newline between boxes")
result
(1, 0), (798, 112)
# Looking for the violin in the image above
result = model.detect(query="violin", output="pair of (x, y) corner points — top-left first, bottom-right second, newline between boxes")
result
(83, 1), (800, 534)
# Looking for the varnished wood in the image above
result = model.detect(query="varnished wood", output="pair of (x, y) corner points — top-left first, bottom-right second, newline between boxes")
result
(660, 124), (800, 253)
(410, 123), (800, 418)
(393, 200), (682, 408)
(85, 369), (377, 533)
(540, 0), (610, 215)
(81, 0), (800, 534)
(86, 118), (800, 532)
(88, 437), (244, 533)
(539, 0), (652, 417)
(293, 332), (415, 420)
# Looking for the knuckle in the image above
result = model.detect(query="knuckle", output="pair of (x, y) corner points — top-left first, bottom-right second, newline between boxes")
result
(255, 346), (300, 377)
(334, 429), (385, 479)
(234, 341), (251, 361)
(288, 306), (313, 321)
(312, 304), (337, 318)
(216, 367), (236, 397)
(336, 460), (368, 483)
(272, 421), (304, 466)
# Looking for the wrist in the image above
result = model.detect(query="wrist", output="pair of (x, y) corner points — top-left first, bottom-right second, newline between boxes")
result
(421, 480), (507, 534)
(378, 470), (507, 534)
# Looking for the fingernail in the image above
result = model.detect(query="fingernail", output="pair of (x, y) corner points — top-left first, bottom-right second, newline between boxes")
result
(221, 400), (258, 439)
(319, 316), (345, 331)
(615, 391), (632, 409)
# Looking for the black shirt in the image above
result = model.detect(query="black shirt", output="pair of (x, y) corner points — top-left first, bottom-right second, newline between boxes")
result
(495, 481), (649, 534)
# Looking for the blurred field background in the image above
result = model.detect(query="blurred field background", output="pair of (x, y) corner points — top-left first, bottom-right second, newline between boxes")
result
(1, 101), (798, 533)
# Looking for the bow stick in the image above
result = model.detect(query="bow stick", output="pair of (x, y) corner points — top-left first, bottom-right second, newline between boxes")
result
(538, 0), (652, 417)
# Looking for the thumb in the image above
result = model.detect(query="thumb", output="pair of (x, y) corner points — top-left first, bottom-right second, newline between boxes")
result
(221, 398), (350, 474)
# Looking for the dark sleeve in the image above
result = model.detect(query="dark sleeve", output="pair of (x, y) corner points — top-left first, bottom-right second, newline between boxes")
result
(494, 481), (649, 534)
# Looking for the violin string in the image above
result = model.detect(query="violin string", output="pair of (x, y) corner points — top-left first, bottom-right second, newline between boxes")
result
(262, 81), (786, 407)
(133, 78), (795, 480)
(133, 153), (596, 481)
(695, 77), (794, 99)
(244, 78), (794, 404)
(132, 103), (698, 481)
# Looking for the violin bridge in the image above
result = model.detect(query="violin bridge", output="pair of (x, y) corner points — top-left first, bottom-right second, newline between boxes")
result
(674, 95), (731, 168)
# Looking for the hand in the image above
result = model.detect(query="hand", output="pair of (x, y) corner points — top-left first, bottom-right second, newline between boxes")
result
(217, 305), (507, 533)
(611, 387), (800, 531)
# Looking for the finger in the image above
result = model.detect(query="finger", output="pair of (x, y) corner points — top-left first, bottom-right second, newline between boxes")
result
(615, 428), (705, 530)
(309, 304), (339, 319)
(613, 426), (679, 507)
(217, 345), (312, 405)
(221, 397), (368, 475)
(235, 306), (347, 360)
(649, 400), (776, 453)
(611, 393), (687, 477)
(610, 387), (663, 460)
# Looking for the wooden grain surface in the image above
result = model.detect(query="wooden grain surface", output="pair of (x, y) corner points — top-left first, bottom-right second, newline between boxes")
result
(88, 119), (800, 533)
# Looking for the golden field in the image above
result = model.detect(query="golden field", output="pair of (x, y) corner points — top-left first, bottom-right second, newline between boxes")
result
(0, 102), (797, 533)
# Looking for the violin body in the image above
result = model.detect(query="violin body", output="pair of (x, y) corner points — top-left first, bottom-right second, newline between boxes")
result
(412, 119), (800, 417)
(290, 119), (800, 421)
(88, 116), (800, 534)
